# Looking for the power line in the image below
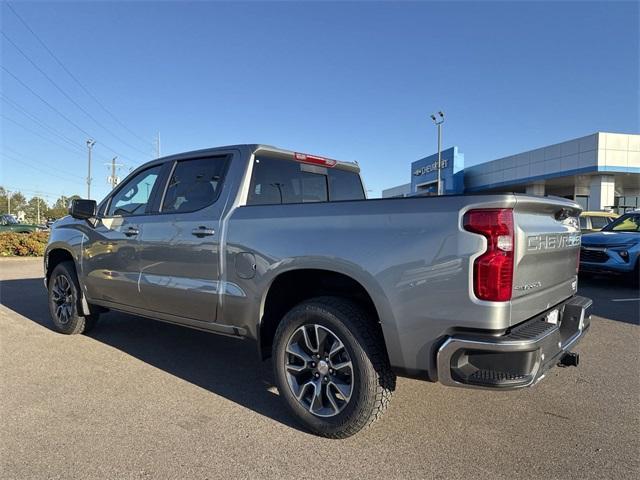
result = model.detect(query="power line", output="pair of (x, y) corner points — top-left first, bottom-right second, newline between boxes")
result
(1, 112), (97, 160)
(0, 152), (82, 183)
(2, 65), (92, 136)
(5, 1), (155, 150)
(1, 151), (85, 183)
(2, 185), (66, 199)
(1, 93), (86, 154)
(1, 93), (128, 166)
(1, 30), (151, 158)
(3, 146), (85, 180)
(1, 65), (137, 163)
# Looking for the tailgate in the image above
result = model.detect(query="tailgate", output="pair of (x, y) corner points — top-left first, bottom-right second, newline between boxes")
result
(511, 195), (581, 324)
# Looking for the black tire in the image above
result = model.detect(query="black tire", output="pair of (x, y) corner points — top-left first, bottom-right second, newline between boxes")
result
(47, 261), (99, 335)
(273, 296), (395, 438)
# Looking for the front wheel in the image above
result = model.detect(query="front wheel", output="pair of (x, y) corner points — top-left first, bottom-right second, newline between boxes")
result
(273, 297), (395, 438)
(48, 261), (99, 335)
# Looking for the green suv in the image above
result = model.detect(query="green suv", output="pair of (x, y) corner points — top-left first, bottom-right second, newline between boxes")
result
(0, 214), (45, 233)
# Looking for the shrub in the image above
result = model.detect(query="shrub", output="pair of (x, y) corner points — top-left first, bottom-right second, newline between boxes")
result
(0, 231), (49, 257)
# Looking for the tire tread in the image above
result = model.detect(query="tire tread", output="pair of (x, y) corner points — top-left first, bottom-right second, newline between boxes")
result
(273, 296), (395, 438)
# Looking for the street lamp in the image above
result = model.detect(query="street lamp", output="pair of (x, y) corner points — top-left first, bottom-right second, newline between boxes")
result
(86, 139), (96, 199)
(430, 111), (445, 195)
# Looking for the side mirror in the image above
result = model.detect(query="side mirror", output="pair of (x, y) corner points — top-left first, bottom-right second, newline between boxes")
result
(69, 198), (97, 220)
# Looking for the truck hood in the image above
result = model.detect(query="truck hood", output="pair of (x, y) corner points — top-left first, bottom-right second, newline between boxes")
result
(581, 231), (640, 247)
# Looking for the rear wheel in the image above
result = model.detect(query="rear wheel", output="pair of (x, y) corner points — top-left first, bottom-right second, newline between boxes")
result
(273, 296), (395, 438)
(48, 261), (99, 334)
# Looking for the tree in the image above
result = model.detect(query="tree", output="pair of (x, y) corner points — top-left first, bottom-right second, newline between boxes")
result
(0, 187), (7, 214)
(49, 194), (80, 219)
(8, 191), (27, 217)
(24, 196), (51, 224)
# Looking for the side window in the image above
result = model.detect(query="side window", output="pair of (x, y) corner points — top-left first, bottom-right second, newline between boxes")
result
(107, 165), (162, 216)
(590, 216), (609, 229)
(162, 156), (228, 213)
(611, 215), (640, 232)
(578, 217), (588, 229)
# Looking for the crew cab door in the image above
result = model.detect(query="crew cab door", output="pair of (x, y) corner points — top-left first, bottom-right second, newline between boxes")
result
(82, 164), (165, 309)
(137, 155), (230, 322)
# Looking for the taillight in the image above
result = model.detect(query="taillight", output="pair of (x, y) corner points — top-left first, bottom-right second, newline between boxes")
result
(294, 152), (337, 168)
(463, 208), (515, 302)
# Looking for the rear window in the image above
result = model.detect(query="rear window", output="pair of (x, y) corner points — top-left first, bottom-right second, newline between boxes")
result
(247, 156), (364, 206)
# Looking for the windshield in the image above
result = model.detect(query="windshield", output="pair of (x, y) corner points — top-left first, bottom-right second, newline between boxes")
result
(2, 215), (19, 225)
(602, 213), (640, 232)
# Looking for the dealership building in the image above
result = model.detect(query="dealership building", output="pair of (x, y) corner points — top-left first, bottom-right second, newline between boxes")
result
(382, 132), (640, 213)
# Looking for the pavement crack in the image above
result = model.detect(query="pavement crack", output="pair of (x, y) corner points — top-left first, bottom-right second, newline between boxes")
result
(543, 411), (571, 420)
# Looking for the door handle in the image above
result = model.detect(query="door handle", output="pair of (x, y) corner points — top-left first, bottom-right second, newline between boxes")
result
(191, 226), (215, 237)
(124, 227), (139, 237)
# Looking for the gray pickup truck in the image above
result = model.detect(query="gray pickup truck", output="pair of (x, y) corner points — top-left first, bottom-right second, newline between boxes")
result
(45, 144), (591, 438)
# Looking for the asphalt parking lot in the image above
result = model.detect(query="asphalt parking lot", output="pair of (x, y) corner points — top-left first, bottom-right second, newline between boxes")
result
(1, 258), (638, 479)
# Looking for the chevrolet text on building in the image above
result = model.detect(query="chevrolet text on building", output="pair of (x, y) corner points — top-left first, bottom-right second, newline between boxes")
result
(413, 159), (448, 176)
(383, 132), (640, 215)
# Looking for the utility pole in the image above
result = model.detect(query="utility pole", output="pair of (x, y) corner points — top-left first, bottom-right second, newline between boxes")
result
(111, 157), (117, 187)
(430, 111), (445, 196)
(36, 195), (40, 225)
(106, 156), (123, 189)
(86, 139), (96, 199)
(6, 190), (11, 215)
(156, 131), (161, 159)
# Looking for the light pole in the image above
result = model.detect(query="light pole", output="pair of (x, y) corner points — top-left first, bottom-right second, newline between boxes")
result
(430, 111), (445, 196)
(86, 139), (96, 199)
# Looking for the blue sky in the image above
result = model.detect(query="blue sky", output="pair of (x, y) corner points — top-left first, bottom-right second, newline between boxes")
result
(1, 0), (638, 202)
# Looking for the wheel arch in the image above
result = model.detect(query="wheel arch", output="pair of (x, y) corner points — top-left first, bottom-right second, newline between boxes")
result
(257, 266), (395, 362)
(45, 246), (92, 316)
(45, 246), (76, 284)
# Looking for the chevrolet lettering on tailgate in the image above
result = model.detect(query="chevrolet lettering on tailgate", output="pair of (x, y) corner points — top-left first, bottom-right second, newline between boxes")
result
(527, 233), (581, 251)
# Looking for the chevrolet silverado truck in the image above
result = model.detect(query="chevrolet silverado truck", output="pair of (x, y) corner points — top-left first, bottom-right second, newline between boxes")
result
(45, 144), (591, 438)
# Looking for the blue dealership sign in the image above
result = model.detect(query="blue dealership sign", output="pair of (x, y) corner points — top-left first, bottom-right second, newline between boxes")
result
(410, 146), (464, 195)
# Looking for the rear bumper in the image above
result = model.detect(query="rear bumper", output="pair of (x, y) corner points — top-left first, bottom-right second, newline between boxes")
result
(437, 295), (592, 390)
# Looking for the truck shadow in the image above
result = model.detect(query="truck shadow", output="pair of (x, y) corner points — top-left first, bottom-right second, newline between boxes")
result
(0, 277), (305, 433)
(577, 274), (639, 325)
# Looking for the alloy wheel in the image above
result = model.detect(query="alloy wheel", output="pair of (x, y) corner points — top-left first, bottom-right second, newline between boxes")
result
(51, 274), (74, 325)
(284, 324), (354, 417)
